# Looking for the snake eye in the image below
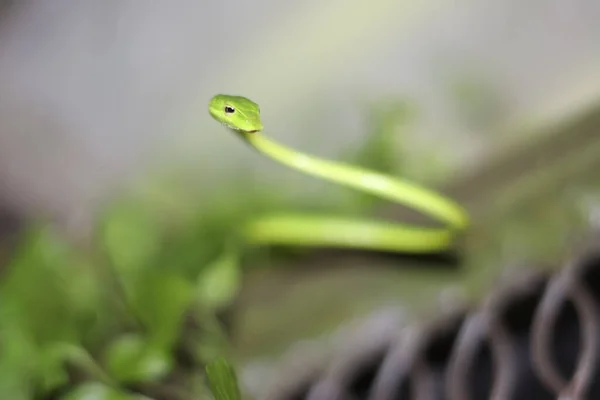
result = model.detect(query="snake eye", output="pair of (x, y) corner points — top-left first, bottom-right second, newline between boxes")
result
(224, 105), (235, 114)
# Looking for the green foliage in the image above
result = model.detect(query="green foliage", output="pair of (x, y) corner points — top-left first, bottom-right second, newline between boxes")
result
(61, 382), (150, 400)
(104, 333), (172, 384)
(350, 97), (418, 174)
(205, 358), (242, 400)
(0, 191), (255, 399)
(128, 270), (194, 348)
(197, 245), (242, 311)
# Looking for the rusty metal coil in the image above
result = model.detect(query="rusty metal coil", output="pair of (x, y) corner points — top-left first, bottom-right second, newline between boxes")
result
(251, 241), (600, 400)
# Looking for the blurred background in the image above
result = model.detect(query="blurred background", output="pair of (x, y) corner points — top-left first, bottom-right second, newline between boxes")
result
(0, 1), (600, 399)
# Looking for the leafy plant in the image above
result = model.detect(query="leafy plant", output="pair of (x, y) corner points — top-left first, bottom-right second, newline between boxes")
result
(0, 193), (251, 399)
(205, 357), (243, 400)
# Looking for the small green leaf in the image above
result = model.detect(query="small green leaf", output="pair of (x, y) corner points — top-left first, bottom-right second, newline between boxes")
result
(39, 346), (69, 392)
(196, 246), (241, 310)
(194, 316), (231, 363)
(42, 342), (113, 387)
(129, 270), (194, 347)
(101, 202), (162, 276)
(206, 357), (242, 400)
(0, 227), (79, 345)
(0, 315), (37, 400)
(352, 97), (417, 174)
(104, 334), (172, 384)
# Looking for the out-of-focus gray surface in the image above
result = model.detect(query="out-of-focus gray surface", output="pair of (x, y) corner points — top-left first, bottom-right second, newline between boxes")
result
(0, 0), (599, 229)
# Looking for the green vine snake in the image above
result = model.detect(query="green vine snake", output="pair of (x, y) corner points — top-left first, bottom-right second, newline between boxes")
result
(208, 94), (469, 254)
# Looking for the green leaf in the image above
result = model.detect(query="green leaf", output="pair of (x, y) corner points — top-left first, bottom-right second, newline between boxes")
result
(41, 342), (113, 389)
(61, 382), (151, 400)
(196, 245), (242, 310)
(194, 316), (231, 364)
(351, 97), (417, 175)
(39, 346), (70, 392)
(129, 270), (194, 347)
(101, 201), (162, 276)
(104, 334), (172, 384)
(0, 227), (80, 345)
(0, 313), (37, 400)
(206, 357), (242, 400)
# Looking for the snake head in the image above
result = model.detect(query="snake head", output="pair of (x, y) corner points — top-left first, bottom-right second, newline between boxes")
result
(209, 94), (264, 133)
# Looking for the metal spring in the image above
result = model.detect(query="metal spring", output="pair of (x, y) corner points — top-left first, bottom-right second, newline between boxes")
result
(252, 241), (600, 400)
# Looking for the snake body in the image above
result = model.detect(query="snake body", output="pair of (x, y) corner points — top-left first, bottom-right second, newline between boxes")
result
(208, 94), (469, 253)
